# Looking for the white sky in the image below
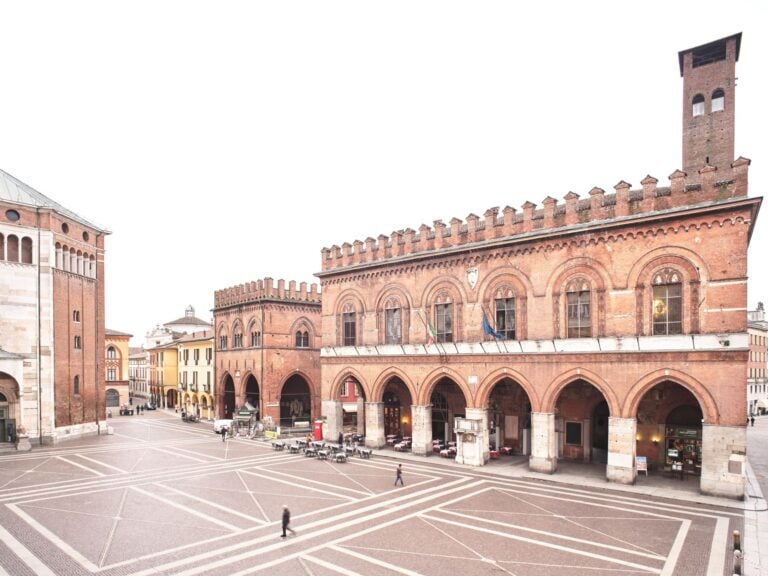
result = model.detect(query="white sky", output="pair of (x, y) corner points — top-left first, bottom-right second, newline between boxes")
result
(2, 1), (766, 346)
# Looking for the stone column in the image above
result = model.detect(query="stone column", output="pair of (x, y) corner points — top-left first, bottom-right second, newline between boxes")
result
(456, 407), (489, 466)
(357, 395), (366, 436)
(365, 402), (385, 448)
(411, 405), (432, 456)
(321, 399), (342, 443)
(606, 416), (636, 484)
(700, 424), (746, 499)
(529, 412), (557, 473)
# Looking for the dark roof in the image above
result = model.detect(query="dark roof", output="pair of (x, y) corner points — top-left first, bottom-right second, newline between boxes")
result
(678, 32), (741, 76)
(106, 328), (133, 337)
(164, 316), (211, 327)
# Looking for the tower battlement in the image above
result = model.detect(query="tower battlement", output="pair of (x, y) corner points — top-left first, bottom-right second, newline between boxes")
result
(320, 159), (750, 272)
(214, 277), (321, 308)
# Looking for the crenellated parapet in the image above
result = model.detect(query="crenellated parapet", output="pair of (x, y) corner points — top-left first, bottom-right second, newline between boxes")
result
(214, 277), (321, 309)
(320, 159), (751, 272)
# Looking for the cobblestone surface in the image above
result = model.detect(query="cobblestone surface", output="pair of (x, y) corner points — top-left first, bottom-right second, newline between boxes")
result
(0, 410), (757, 575)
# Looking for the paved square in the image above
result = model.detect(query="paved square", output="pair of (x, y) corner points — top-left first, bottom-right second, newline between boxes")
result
(0, 412), (743, 575)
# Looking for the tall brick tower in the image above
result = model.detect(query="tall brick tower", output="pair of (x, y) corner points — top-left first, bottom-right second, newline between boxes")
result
(679, 33), (741, 178)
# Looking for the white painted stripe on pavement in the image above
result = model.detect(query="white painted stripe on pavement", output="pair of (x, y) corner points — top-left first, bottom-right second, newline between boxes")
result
(131, 485), (239, 531)
(423, 514), (661, 574)
(55, 455), (105, 477)
(331, 544), (425, 575)
(706, 516), (729, 576)
(303, 554), (368, 576)
(0, 523), (58, 576)
(434, 508), (665, 560)
(7, 503), (99, 573)
(76, 453), (127, 474)
(659, 518), (691, 576)
(160, 482), (267, 525)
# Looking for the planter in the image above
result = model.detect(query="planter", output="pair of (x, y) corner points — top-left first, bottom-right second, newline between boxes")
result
(16, 434), (32, 452)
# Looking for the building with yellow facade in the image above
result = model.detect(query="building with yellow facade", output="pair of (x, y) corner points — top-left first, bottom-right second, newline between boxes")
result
(105, 329), (131, 415)
(177, 330), (215, 420)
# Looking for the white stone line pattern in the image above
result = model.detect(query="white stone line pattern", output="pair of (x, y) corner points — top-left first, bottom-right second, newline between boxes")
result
(302, 553), (369, 576)
(0, 523), (59, 576)
(421, 513), (665, 574)
(158, 481), (269, 525)
(75, 453), (128, 474)
(328, 544), (426, 576)
(133, 478), (480, 576)
(131, 485), (241, 532)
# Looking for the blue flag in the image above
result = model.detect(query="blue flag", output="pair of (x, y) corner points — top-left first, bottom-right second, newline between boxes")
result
(482, 312), (503, 340)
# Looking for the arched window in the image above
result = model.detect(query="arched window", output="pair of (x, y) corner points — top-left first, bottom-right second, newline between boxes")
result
(107, 346), (116, 359)
(384, 297), (402, 345)
(652, 268), (683, 335)
(566, 278), (591, 338)
(433, 291), (453, 343)
(342, 302), (357, 346)
(74, 335), (82, 349)
(692, 94), (705, 117)
(21, 237), (33, 264)
(0, 233), (4, 261)
(295, 330), (309, 348)
(493, 286), (516, 340)
(232, 323), (243, 348)
(711, 88), (725, 112)
(250, 328), (262, 347)
(73, 375), (80, 395)
(218, 329), (228, 350)
(6, 235), (19, 262)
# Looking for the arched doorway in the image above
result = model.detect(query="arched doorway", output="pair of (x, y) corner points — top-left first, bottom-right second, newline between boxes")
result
(487, 378), (532, 455)
(635, 381), (703, 474)
(280, 375), (311, 428)
(431, 378), (466, 445)
(223, 375), (236, 418)
(244, 375), (260, 417)
(382, 377), (412, 438)
(591, 400), (609, 463)
(105, 389), (120, 410)
(554, 379), (609, 463)
(339, 376), (365, 437)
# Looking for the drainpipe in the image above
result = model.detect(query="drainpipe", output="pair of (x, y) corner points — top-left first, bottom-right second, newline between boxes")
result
(36, 208), (42, 445)
(95, 233), (101, 435)
(260, 302), (265, 423)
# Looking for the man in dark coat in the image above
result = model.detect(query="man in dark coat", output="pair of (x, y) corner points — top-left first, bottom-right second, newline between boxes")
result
(281, 505), (295, 538)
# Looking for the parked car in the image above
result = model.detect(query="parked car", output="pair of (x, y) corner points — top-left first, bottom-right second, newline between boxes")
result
(144, 402), (157, 410)
(182, 413), (198, 423)
(213, 419), (233, 433)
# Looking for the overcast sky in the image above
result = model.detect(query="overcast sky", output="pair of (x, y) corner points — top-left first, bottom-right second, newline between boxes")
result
(2, 1), (766, 345)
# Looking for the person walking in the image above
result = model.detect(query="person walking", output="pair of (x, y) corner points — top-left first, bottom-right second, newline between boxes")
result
(221, 426), (227, 442)
(338, 431), (344, 449)
(751, 415), (756, 427)
(281, 505), (295, 538)
(394, 463), (404, 486)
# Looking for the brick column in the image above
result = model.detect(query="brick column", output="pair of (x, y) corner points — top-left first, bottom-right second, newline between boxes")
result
(606, 416), (636, 484)
(321, 399), (342, 443)
(411, 404), (432, 456)
(700, 424), (746, 499)
(364, 402), (385, 448)
(529, 412), (557, 473)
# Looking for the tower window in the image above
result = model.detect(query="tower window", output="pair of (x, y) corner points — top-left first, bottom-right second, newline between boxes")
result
(692, 94), (705, 117)
(711, 89), (725, 112)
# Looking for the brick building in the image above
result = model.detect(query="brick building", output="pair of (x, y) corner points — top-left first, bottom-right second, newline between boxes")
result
(213, 278), (321, 430)
(747, 303), (768, 416)
(0, 168), (109, 445)
(317, 33), (760, 498)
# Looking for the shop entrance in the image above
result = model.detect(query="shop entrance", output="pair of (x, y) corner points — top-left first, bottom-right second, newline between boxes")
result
(665, 404), (703, 475)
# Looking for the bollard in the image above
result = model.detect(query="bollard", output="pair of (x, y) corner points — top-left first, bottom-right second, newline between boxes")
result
(733, 529), (741, 552)
(733, 549), (742, 575)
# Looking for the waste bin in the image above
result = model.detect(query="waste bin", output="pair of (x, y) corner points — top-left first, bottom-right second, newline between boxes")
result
(313, 420), (323, 441)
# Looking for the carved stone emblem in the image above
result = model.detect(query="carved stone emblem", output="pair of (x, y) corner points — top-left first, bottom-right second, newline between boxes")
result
(467, 267), (479, 289)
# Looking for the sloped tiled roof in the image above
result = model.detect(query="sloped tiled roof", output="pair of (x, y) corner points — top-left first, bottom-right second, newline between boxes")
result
(164, 316), (212, 327)
(106, 328), (133, 337)
(0, 168), (110, 233)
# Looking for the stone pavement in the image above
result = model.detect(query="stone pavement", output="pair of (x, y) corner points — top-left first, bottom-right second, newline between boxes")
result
(0, 410), (764, 575)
